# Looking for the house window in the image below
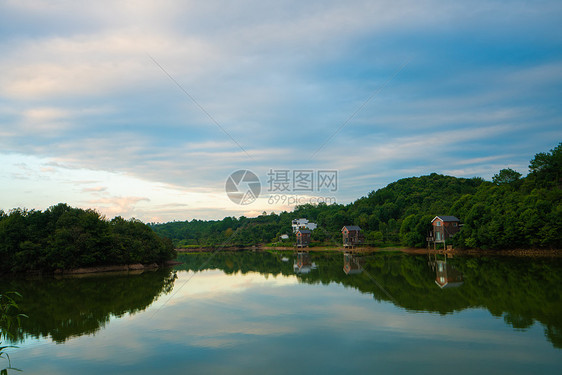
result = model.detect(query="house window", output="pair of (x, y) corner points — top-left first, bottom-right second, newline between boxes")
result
(453, 222), (457, 227)
(435, 221), (441, 226)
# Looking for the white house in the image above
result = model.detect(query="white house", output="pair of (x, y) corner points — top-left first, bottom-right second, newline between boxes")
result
(292, 218), (317, 233)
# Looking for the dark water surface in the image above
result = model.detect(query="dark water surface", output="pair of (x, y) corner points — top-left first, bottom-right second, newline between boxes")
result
(2, 251), (561, 374)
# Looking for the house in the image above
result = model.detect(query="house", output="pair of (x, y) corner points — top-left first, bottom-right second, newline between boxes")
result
(292, 218), (317, 233)
(343, 253), (363, 275)
(434, 260), (464, 288)
(342, 225), (364, 248)
(295, 229), (311, 247)
(429, 216), (460, 248)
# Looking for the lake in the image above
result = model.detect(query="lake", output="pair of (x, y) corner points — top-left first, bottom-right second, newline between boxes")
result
(2, 251), (562, 374)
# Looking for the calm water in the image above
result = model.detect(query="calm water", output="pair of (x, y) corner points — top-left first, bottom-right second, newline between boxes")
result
(2, 251), (562, 374)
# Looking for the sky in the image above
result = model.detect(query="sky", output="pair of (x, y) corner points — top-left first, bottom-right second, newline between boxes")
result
(1, 0), (561, 222)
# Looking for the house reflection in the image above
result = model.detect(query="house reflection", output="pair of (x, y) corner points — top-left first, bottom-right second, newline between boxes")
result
(343, 252), (363, 275)
(428, 254), (464, 288)
(294, 251), (317, 274)
(434, 260), (464, 288)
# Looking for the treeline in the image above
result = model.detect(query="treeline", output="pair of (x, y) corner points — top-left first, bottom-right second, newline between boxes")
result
(0, 203), (176, 274)
(152, 174), (485, 247)
(152, 142), (561, 250)
(446, 143), (561, 249)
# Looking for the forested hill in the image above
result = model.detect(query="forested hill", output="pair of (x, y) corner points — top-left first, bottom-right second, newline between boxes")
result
(152, 142), (561, 250)
(0, 204), (176, 274)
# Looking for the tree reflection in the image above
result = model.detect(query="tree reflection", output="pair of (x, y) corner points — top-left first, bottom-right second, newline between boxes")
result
(0, 269), (177, 343)
(176, 251), (562, 349)
(3, 251), (561, 349)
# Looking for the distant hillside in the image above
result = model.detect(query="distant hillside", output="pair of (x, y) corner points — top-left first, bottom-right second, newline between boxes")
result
(150, 174), (485, 248)
(152, 142), (561, 250)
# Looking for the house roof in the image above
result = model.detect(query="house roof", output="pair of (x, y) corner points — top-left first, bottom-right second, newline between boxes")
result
(292, 218), (308, 223)
(342, 225), (361, 231)
(431, 215), (460, 223)
(296, 229), (311, 234)
(435, 280), (464, 289)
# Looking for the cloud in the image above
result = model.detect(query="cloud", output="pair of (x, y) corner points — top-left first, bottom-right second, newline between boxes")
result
(86, 196), (151, 218)
(0, 34), (178, 99)
(1, 0), (561, 220)
(81, 186), (107, 193)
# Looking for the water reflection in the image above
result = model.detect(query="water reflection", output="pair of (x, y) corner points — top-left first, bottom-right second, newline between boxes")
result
(176, 251), (562, 349)
(428, 253), (464, 288)
(293, 251), (317, 274)
(3, 251), (562, 351)
(0, 268), (177, 343)
(343, 252), (363, 275)
(7, 252), (562, 375)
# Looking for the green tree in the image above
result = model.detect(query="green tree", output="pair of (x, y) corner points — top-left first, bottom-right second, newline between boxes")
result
(529, 142), (562, 188)
(150, 143), (561, 250)
(492, 168), (522, 185)
(0, 204), (176, 274)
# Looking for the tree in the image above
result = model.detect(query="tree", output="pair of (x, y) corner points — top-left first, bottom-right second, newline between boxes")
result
(150, 144), (561, 249)
(529, 142), (562, 188)
(492, 168), (522, 185)
(0, 205), (176, 273)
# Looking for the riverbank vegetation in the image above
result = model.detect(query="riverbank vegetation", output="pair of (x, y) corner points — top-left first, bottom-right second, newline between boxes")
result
(152, 143), (561, 250)
(1, 291), (25, 373)
(0, 204), (176, 274)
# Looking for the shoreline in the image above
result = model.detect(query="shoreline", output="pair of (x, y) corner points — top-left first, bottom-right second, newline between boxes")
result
(4, 247), (560, 278)
(176, 246), (562, 257)
(1, 260), (182, 278)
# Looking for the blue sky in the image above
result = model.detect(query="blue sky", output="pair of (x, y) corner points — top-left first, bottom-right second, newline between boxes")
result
(1, 0), (561, 222)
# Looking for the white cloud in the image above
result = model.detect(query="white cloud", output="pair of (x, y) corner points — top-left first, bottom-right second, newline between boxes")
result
(81, 186), (108, 193)
(1, 0), (561, 219)
(0, 31), (220, 100)
(0, 153), (243, 221)
(86, 196), (150, 218)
